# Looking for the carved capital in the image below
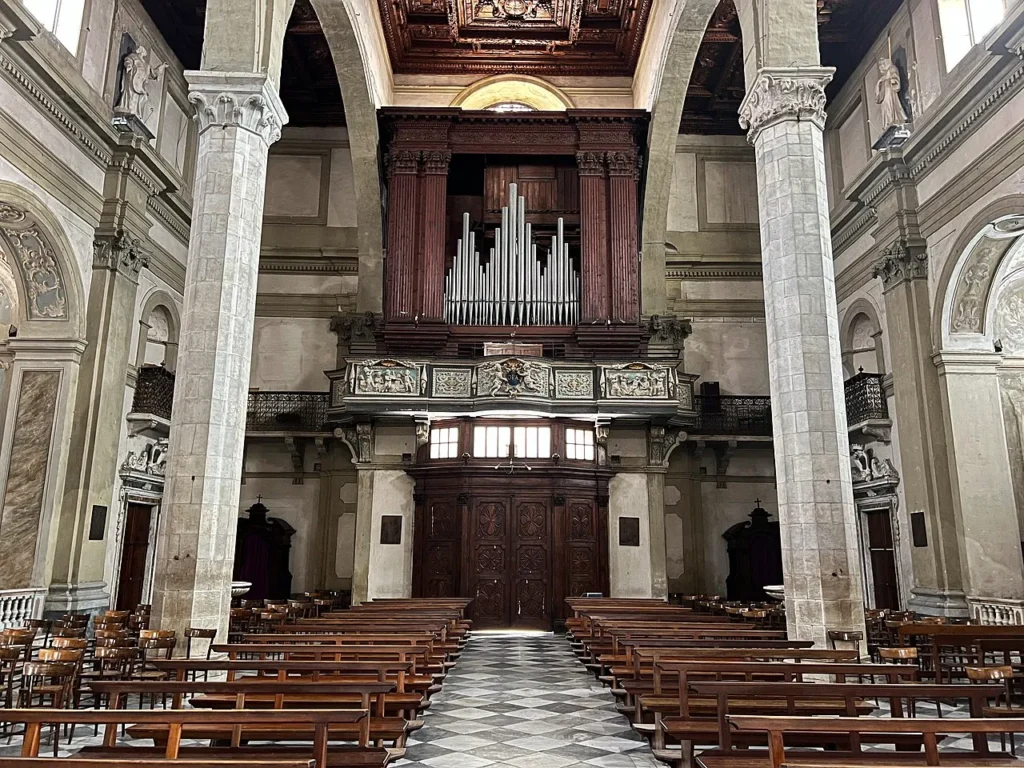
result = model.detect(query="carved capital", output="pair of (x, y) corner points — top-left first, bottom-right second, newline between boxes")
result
(576, 151), (606, 177)
(645, 315), (692, 352)
(185, 71), (287, 146)
(739, 67), (834, 143)
(606, 150), (639, 178)
(330, 311), (381, 343)
(93, 230), (149, 279)
(873, 240), (927, 289)
(421, 150), (452, 175)
(387, 149), (421, 176)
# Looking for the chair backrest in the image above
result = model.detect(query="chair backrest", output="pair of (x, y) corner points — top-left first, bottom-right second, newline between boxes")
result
(135, 604), (152, 615)
(94, 629), (127, 641)
(139, 637), (176, 658)
(52, 626), (86, 638)
(966, 664), (1015, 681)
(828, 630), (864, 641)
(22, 661), (75, 702)
(95, 636), (135, 649)
(2, 628), (35, 645)
(51, 637), (87, 651)
(39, 648), (82, 664)
(879, 646), (919, 662)
(139, 629), (175, 641)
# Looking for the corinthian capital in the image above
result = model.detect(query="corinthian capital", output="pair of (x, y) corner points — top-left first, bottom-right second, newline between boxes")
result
(185, 71), (289, 146)
(739, 67), (834, 143)
(873, 240), (927, 289)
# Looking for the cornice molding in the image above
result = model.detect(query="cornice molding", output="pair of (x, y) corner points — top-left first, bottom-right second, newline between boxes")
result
(259, 254), (359, 275)
(832, 207), (878, 256)
(255, 293), (355, 318)
(146, 195), (190, 245)
(738, 67), (834, 143)
(146, 241), (186, 295)
(672, 298), (766, 318)
(666, 265), (763, 280)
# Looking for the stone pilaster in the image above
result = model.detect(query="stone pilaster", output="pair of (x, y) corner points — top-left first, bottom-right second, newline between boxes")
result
(740, 67), (866, 645)
(874, 242), (967, 615)
(151, 71), (286, 639)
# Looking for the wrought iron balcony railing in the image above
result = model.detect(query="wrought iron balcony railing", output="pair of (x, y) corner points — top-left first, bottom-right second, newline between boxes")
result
(694, 395), (773, 436)
(246, 391), (330, 433)
(131, 365), (175, 420)
(844, 371), (889, 425)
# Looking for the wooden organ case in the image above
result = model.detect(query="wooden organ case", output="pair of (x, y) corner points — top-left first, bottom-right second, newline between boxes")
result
(378, 108), (648, 357)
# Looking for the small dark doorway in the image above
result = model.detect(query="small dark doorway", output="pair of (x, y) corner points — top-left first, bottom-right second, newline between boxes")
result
(865, 510), (900, 610)
(116, 503), (153, 612)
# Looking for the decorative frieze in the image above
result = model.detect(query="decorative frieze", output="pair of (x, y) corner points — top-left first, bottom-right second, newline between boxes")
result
(738, 67), (834, 142)
(0, 201), (68, 319)
(478, 357), (550, 398)
(186, 71), (286, 146)
(554, 370), (594, 399)
(351, 359), (424, 396)
(601, 362), (672, 399)
(432, 368), (473, 398)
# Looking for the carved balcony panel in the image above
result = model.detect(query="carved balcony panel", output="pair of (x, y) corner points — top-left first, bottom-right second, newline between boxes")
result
(127, 365), (175, 437)
(693, 395), (772, 437)
(328, 357), (697, 424)
(845, 371), (892, 443)
(246, 392), (330, 433)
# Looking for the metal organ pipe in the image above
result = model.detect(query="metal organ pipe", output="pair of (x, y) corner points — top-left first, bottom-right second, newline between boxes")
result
(444, 183), (579, 326)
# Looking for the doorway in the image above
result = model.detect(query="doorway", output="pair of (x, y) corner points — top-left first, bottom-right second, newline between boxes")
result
(865, 510), (900, 610)
(116, 503), (153, 612)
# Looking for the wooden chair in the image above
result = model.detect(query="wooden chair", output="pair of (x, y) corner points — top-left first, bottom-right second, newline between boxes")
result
(1, 629), (36, 662)
(184, 628), (217, 681)
(0, 647), (23, 736)
(134, 635), (177, 707)
(966, 664), (1024, 753)
(23, 620), (51, 648)
(17, 662), (75, 756)
(827, 629), (864, 653)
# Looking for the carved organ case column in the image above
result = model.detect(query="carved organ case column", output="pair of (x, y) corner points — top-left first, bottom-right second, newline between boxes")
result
(418, 151), (452, 320)
(385, 149), (421, 321)
(577, 151), (610, 323)
(607, 150), (640, 323)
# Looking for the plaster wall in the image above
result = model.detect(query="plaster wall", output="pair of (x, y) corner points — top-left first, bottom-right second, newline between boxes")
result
(364, 469), (415, 599)
(686, 321), (769, 394)
(249, 318), (335, 392)
(608, 473), (653, 597)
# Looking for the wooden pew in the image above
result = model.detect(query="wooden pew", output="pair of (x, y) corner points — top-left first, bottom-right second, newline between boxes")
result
(0, 760), (314, 767)
(720, 715), (1024, 768)
(0, 708), (371, 767)
(656, 682), (1003, 768)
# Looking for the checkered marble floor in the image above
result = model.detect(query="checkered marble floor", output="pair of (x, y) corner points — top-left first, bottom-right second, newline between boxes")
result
(397, 631), (661, 768)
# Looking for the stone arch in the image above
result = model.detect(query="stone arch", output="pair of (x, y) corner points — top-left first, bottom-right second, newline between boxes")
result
(637, 0), (722, 315)
(309, 0), (388, 314)
(840, 297), (886, 376)
(452, 75), (575, 111)
(135, 289), (182, 372)
(0, 183), (85, 340)
(936, 196), (1024, 353)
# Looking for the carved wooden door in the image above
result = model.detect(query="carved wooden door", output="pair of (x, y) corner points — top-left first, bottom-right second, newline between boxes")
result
(511, 497), (551, 630)
(565, 498), (602, 599)
(471, 497), (511, 627)
(418, 498), (460, 598)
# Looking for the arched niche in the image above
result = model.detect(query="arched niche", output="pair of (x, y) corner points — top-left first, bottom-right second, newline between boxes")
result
(452, 75), (575, 111)
(135, 289), (181, 373)
(840, 298), (886, 378)
(0, 184), (85, 339)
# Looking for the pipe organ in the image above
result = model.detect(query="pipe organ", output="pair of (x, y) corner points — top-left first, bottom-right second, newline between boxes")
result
(444, 184), (579, 326)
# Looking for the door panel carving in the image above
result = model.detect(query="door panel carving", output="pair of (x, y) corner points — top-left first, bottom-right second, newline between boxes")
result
(413, 498), (461, 599)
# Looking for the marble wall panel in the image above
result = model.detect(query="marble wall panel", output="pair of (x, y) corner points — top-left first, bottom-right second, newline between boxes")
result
(0, 370), (60, 588)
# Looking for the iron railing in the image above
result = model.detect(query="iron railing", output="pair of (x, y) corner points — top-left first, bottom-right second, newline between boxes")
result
(845, 371), (889, 424)
(131, 365), (175, 420)
(246, 391), (330, 432)
(694, 395), (772, 436)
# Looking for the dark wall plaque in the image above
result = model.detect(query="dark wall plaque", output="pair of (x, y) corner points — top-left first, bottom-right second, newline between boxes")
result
(910, 511), (928, 548)
(619, 516), (640, 547)
(89, 505), (107, 541)
(381, 515), (403, 545)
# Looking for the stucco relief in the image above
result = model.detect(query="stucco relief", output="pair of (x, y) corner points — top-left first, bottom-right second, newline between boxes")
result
(0, 202), (68, 320)
(950, 237), (1013, 335)
(999, 374), (1024, 530)
(994, 284), (1024, 355)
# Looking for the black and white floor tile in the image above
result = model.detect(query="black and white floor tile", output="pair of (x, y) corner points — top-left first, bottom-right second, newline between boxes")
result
(397, 631), (661, 768)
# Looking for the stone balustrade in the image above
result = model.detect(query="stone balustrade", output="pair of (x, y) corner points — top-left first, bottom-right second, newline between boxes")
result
(0, 588), (44, 629)
(969, 597), (1024, 625)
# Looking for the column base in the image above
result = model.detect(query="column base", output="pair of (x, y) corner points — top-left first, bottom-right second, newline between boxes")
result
(907, 587), (969, 617)
(43, 581), (110, 618)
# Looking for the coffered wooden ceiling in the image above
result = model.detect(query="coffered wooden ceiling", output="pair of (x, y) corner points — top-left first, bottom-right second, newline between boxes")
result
(143, 0), (899, 130)
(378, 0), (653, 76)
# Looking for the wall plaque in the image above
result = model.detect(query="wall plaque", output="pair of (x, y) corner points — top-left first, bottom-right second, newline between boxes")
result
(910, 511), (928, 548)
(484, 342), (543, 358)
(89, 506), (107, 541)
(619, 516), (640, 547)
(380, 515), (403, 545)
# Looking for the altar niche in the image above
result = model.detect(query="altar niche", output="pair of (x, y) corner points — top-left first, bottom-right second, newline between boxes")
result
(378, 108), (648, 357)
(410, 417), (610, 630)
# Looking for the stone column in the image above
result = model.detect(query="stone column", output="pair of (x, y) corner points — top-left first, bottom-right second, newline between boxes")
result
(739, 67), (866, 645)
(874, 243), (967, 615)
(384, 150), (420, 322)
(151, 71), (286, 640)
(418, 151), (451, 321)
(577, 152), (609, 323)
(607, 150), (640, 324)
(47, 234), (147, 614)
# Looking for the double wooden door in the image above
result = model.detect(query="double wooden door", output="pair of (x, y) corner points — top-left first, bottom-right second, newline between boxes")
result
(865, 510), (901, 610)
(471, 495), (551, 629)
(116, 503), (153, 612)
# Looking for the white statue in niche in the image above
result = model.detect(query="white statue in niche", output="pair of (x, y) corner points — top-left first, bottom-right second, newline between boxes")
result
(875, 57), (908, 129)
(116, 46), (167, 121)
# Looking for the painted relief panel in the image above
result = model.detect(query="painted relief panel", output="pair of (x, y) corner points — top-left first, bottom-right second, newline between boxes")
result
(0, 370), (60, 588)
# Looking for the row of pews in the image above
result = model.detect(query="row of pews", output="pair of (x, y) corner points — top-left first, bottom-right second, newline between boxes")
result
(0, 597), (472, 767)
(566, 597), (1024, 768)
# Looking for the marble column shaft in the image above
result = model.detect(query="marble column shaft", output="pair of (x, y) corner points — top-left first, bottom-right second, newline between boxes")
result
(740, 67), (866, 645)
(875, 246), (966, 614)
(151, 71), (286, 640)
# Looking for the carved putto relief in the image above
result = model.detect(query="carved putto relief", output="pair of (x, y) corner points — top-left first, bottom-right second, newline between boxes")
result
(850, 443), (899, 484)
(121, 439), (168, 476)
(602, 362), (671, 399)
(0, 202), (68, 320)
(352, 359), (422, 396)
(950, 237), (1013, 335)
(478, 358), (549, 398)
